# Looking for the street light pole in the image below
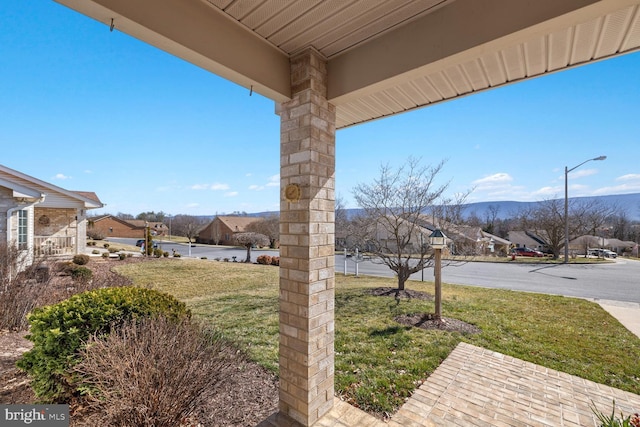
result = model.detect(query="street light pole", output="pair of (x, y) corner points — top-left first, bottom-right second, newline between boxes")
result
(564, 155), (606, 263)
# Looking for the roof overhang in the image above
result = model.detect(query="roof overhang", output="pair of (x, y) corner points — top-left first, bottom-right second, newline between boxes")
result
(54, 0), (640, 129)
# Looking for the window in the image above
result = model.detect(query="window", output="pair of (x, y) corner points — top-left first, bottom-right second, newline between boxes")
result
(18, 210), (28, 250)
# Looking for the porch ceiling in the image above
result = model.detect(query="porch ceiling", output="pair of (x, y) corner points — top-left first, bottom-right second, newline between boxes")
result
(55, 0), (640, 129)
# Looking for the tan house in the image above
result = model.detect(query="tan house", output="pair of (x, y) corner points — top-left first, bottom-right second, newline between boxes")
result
(90, 215), (167, 239)
(196, 215), (262, 245)
(0, 164), (103, 261)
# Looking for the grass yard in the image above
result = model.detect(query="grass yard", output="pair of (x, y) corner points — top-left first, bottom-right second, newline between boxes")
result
(115, 259), (640, 418)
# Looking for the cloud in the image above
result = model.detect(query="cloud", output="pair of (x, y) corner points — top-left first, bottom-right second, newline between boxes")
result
(472, 173), (513, 189)
(53, 173), (71, 180)
(191, 183), (230, 191)
(569, 168), (598, 179)
(616, 174), (640, 181)
(266, 174), (280, 187)
(225, 191), (238, 197)
(248, 174), (279, 191)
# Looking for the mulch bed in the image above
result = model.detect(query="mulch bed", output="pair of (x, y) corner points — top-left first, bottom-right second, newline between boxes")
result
(367, 287), (481, 334)
(0, 256), (279, 426)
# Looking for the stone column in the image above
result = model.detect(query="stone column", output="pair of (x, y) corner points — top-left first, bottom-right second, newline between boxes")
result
(277, 47), (336, 425)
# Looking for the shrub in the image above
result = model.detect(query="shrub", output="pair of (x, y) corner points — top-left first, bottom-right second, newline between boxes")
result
(73, 254), (90, 266)
(108, 247), (119, 253)
(271, 256), (280, 266)
(0, 244), (53, 331)
(91, 249), (100, 255)
(74, 317), (241, 426)
(118, 253), (126, 260)
(163, 251), (169, 258)
(153, 248), (164, 258)
(174, 252), (181, 258)
(101, 252), (109, 258)
(17, 287), (190, 402)
(256, 255), (272, 265)
(103, 243), (110, 249)
(71, 266), (93, 283)
(201, 256), (207, 260)
(86, 229), (105, 240)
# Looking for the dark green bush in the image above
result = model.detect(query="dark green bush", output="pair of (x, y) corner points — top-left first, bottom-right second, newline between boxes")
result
(71, 266), (93, 283)
(108, 247), (119, 253)
(17, 287), (190, 403)
(72, 254), (90, 266)
(118, 253), (126, 260)
(101, 252), (109, 258)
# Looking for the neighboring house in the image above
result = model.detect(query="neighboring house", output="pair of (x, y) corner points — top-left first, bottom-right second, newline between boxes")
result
(89, 215), (167, 238)
(196, 215), (263, 245)
(507, 230), (549, 253)
(0, 164), (103, 262)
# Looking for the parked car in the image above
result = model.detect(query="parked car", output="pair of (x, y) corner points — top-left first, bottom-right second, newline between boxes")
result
(136, 239), (158, 248)
(588, 248), (617, 258)
(510, 247), (544, 257)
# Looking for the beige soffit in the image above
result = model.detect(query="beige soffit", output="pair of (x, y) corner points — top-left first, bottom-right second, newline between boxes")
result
(55, 0), (640, 129)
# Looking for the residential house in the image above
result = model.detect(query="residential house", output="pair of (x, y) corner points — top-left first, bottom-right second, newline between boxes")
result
(196, 215), (263, 245)
(0, 164), (103, 263)
(507, 230), (550, 253)
(89, 215), (167, 239)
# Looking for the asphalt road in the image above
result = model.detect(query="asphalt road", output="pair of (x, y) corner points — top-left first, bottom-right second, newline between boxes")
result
(339, 255), (640, 303)
(107, 238), (640, 303)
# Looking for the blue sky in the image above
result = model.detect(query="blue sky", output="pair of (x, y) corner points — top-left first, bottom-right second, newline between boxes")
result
(2, 2), (639, 216)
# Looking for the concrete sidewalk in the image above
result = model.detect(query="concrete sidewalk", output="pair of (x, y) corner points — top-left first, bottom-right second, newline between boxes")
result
(597, 299), (640, 338)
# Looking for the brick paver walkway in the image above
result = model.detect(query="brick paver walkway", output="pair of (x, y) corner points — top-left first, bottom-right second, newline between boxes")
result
(258, 342), (640, 426)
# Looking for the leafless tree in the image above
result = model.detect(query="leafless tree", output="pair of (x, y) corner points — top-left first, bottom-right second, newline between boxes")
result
(519, 198), (616, 259)
(231, 232), (270, 263)
(246, 215), (279, 248)
(171, 215), (208, 246)
(352, 157), (450, 291)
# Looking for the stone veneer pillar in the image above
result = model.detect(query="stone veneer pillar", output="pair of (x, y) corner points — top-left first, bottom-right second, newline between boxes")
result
(277, 47), (336, 425)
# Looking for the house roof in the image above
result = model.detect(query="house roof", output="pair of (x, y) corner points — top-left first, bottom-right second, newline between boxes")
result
(508, 230), (548, 247)
(216, 215), (263, 233)
(0, 164), (103, 209)
(55, 0), (640, 129)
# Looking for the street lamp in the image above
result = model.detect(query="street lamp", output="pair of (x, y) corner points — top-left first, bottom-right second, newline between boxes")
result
(429, 228), (446, 321)
(564, 155), (606, 263)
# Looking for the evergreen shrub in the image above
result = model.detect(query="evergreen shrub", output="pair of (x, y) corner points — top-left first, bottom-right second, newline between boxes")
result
(17, 286), (190, 402)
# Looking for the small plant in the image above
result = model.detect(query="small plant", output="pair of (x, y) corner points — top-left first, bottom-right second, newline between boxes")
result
(153, 248), (164, 258)
(91, 249), (100, 255)
(17, 287), (190, 402)
(74, 317), (241, 426)
(163, 251), (169, 258)
(271, 256), (280, 266)
(86, 229), (105, 240)
(73, 254), (90, 266)
(256, 255), (272, 265)
(173, 252), (181, 258)
(71, 266), (93, 283)
(108, 247), (119, 253)
(201, 256), (207, 260)
(103, 243), (110, 249)
(214, 257), (221, 261)
(591, 400), (640, 427)
(101, 252), (109, 258)
(118, 253), (126, 260)
(223, 258), (229, 262)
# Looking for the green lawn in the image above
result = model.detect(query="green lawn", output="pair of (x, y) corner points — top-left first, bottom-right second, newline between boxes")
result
(115, 259), (640, 417)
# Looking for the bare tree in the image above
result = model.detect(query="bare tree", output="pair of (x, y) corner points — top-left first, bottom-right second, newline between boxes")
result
(520, 198), (615, 259)
(231, 232), (270, 263)
(352, 157), (450, 290)
(171, 215), (208, 247)
(246, 215), (279, 248)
